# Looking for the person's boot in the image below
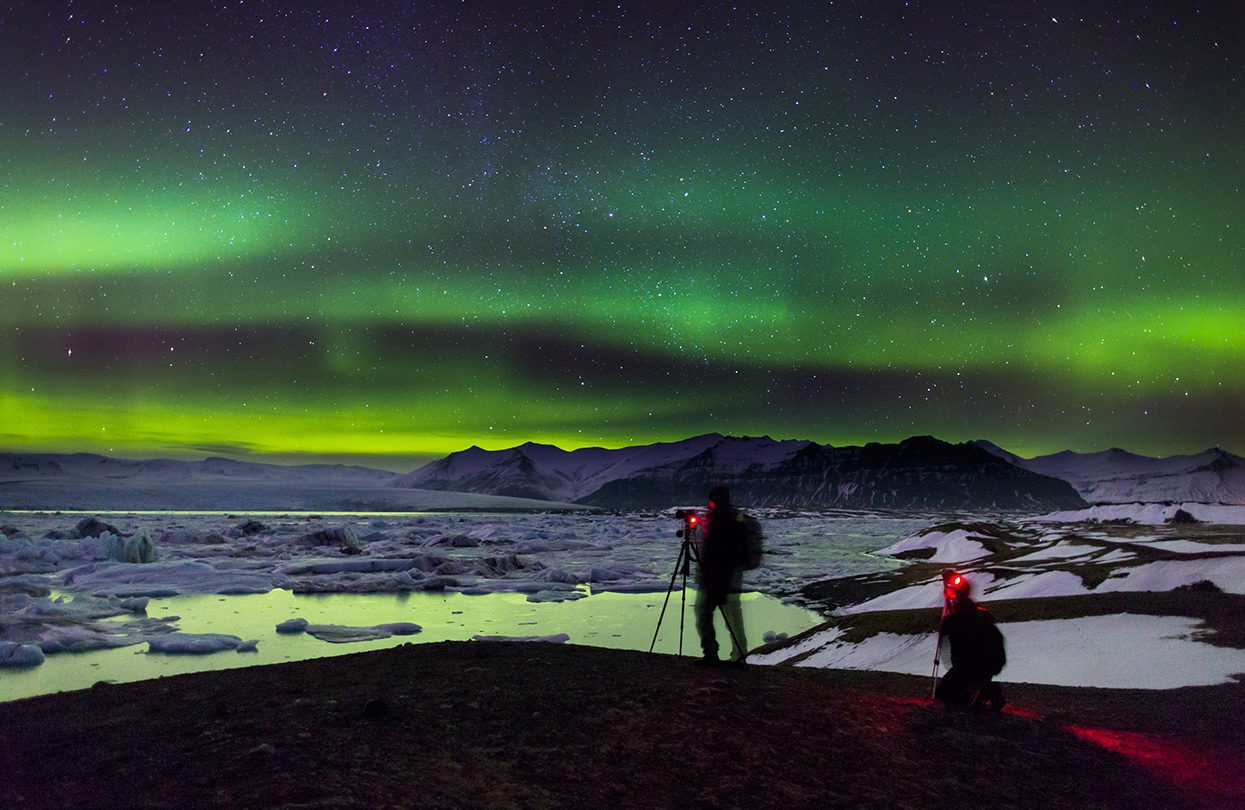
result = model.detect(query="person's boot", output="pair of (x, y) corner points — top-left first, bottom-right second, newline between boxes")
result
(693, 652), (721, 667)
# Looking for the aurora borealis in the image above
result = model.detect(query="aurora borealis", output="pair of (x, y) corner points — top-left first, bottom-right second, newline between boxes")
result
(2, 2), (1242, 469)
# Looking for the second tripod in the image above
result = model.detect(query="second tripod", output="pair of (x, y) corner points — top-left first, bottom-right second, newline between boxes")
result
(648, 511), (746, 662)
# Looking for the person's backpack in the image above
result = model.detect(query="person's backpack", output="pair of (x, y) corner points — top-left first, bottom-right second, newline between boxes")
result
(738, 512), (764, 570)
(975, 607), (1007, 676)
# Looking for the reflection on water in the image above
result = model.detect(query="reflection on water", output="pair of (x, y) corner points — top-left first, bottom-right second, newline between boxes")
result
(1, 588), (822, 702)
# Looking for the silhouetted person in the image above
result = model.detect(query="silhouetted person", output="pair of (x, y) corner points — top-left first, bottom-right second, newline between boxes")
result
(935, 573), (1007, 710)
(694, 485), (748, 665)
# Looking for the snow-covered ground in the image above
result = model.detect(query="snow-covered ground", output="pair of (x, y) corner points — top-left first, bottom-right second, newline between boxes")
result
(755, 509), (1245, 690)
(752, 614), (1245, 689)
(1032, 503), (1245, 525)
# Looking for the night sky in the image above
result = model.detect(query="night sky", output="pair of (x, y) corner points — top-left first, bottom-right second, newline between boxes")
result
(2, 1), (1242, 470)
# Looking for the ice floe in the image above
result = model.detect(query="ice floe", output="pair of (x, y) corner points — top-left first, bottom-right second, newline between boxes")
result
(0, 641), (45, 667)
(273, 619), (423, 643)
(147, 633), (259, 654)
(62, 560), (278, 597)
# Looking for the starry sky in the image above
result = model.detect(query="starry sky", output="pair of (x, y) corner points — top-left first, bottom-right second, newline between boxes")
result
(1, 1), (1242, 470)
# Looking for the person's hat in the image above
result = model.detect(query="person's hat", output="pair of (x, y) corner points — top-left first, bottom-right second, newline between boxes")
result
(709, 485), (731, 505)
(942, 570), (971, 598)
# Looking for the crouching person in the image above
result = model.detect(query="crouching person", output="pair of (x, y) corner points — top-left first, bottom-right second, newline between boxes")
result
(935, 571), (1006, 711)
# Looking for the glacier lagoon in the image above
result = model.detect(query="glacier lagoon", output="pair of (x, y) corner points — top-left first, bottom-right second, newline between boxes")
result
(1, 509), (931, 701)
(1, 588), (826, 702)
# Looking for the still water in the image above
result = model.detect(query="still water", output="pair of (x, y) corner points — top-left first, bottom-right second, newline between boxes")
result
(1, 588), (822, 702)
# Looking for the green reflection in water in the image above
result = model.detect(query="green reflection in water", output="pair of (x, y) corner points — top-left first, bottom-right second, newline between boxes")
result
(1, 588), (821, 702)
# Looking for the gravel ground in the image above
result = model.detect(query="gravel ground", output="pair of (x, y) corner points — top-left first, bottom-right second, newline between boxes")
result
(2, 642), (1242, 809)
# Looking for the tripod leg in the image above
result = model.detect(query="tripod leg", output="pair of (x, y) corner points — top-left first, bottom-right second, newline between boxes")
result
(679, 566), (687, 657)
(648, 543), (688, 654)
(930, 630), (944, 698)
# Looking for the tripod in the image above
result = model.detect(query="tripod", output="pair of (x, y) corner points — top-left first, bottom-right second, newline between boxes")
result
(930, 590), (950, 698)
(648, 520), (746, 661)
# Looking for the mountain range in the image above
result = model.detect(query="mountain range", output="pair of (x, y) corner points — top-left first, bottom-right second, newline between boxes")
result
(969, 441), (1245, 504)
(5, 436), (1243, 511)
(0, 452), (395, 486)
(391, 434), (1087, 510)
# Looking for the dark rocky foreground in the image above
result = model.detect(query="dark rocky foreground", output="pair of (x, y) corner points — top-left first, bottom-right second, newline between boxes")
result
(2, 642), (1242, 809)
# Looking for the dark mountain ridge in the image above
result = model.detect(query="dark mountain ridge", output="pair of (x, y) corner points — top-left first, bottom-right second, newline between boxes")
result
(396, 434), (1087, 510)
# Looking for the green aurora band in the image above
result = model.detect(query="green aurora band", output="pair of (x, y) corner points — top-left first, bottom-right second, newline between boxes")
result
(1, 2), (1242, 469)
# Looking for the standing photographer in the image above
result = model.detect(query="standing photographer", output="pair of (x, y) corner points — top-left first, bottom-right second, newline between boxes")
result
(694, 485), (749, 666)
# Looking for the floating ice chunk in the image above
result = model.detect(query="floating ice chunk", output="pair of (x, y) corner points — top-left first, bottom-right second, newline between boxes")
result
(300, 526), (360, 549)
(301, 622), (423, 643)
(277, 558), (428, 576)
(287, 569), (437, 594)
(471, 633), (570, 643)
(524, 590), (587, 603)
(514, 539), (595, 553)
(423, 533), (479, 548)
(119, 596), (149, 612)
(0, 641), (45, 667)
(62, 560), (276, 597)
(147, 633), (258, 654)
(539, 569), (581, 584)
(99, 531), (156, 563)
(275, 618), (310, 634)
(590, 580), (674, 594)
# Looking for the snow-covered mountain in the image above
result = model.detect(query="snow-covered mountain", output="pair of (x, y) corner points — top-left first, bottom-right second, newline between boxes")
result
(969, 442), (1245, 504)
(388, 434), (810, 503)
(395, 435), (1086, 510)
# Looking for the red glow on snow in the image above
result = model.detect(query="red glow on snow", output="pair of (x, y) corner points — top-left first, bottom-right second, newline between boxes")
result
(1066, 725), (1245, 804)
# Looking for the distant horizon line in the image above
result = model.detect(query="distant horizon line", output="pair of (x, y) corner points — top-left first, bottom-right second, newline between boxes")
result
(2, 433), (1239, 474)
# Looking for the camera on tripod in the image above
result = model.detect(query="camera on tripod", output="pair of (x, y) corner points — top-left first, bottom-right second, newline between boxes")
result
(673, 509), (702, 539)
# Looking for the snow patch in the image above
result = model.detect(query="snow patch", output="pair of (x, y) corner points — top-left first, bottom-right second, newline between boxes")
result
(790, 614), (1245, 688)
(1095, 557), (1245, 595)
(875, 529), (993, 563)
